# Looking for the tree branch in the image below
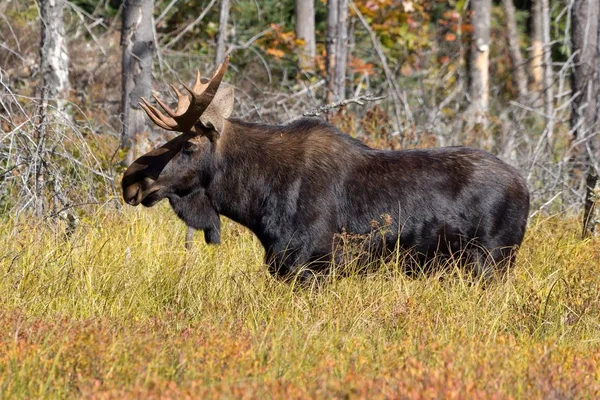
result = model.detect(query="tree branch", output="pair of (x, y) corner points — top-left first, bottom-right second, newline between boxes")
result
(302, 94), (385, 117)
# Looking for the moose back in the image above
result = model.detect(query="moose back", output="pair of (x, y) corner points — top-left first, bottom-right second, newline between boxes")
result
(122, 58), (530, 282)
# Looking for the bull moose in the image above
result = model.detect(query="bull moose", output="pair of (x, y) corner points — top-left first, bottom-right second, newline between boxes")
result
(122, 57), (530, 282)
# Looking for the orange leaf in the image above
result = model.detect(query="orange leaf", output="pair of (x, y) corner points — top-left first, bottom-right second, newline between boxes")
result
(266, 48), (285, 58)
(461, 24), (474, 33)
(349, 57), (375, 76)
(400, 64), (413, 76)
(445, 33), (456, 42)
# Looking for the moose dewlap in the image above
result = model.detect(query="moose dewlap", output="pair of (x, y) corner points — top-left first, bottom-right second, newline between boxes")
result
(122, 57), (530, 282)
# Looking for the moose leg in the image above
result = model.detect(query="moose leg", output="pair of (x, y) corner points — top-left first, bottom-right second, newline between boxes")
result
(489, 246), (517, 277)
(466, 241), (519, 282)
(185, 227), (195, 251)
(265, 247), (315, 282)
(264, 222), (337, 284)
(264, 237), (332, 284)
(464, 247), (494, 281)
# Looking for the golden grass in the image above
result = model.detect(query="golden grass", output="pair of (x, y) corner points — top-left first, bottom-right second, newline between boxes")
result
(1, 204), (599, 398)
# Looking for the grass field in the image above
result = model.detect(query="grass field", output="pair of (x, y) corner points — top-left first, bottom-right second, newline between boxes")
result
(1, 204), (599, 398)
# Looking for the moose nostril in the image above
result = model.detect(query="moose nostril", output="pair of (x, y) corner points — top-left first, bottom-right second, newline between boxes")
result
(134, 186), (143, 205)
(124, 184), (141, 205)
(128, 189), (138, 205)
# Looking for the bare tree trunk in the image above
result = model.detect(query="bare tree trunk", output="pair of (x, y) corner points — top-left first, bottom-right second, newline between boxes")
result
(202, 0), (231, 246)
(582, 168), (599, 238)
(501, 0), (528, 101)
(295, 0), (316, 70)
(333, 0), (348, 102)
(38, 0), (69, 104)
(541, 0), (554, 145)
(571, 0), (600, 237)
(467, 0), (491, 119)
(215, 0), (230, 65)
(530, 0), (543, 92)
(36, 0), (70, 217)
(121, 0), (155, 166)
(571, 0), (599, 145)
(326, 0), (338, 103)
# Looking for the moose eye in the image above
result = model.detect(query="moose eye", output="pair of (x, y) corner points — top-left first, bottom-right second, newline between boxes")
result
(182, 142), (198, 154)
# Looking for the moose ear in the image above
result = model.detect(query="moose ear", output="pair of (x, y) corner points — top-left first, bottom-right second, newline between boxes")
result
(199, 86), (234, 139)
(211, 85), (234, 118)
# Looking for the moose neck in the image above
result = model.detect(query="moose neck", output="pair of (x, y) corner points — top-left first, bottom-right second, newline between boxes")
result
(206, 118), (308, 241)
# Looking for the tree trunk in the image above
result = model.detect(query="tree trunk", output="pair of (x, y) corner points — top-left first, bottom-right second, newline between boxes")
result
(295, 0), (316, 70)
(185, 227), (195, 251)
(582, 167), (599, 238)
(121, 0), (155, 166)
(571, 0), (599, 144)
(467, 0), (491, 118)
(38, 0), (69, 103)
(333, 0), (348, 102)
(36, 0), (70, 217)
(215, 0), (230, 65)
(203, 0), (231, 246)
(530, 0), (543, 92)
(501, 0), (528, 101)
(326, 0), (338, 103)
(541, 0), (554, 145)
(571, 0), (600, 237)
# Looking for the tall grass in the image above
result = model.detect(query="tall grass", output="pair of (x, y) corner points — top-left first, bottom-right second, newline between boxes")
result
(1, 205), (599, 398)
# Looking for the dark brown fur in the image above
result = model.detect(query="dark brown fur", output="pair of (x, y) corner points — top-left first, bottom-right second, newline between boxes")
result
(123, 118), (530, 282)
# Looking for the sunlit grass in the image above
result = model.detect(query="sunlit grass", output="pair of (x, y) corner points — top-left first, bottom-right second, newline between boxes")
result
(1, 204), (599, 398)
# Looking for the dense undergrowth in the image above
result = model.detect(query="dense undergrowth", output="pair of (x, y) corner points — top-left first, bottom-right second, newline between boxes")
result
(0, 205), (599, 398)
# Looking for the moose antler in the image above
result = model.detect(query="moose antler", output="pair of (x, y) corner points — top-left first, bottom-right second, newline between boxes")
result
(139, 57), (229, 134)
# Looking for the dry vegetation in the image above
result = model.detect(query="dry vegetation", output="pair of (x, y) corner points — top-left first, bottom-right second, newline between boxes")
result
(1, 206), (599, 398)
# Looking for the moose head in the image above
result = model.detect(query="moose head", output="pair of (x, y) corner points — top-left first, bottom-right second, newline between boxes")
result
(121, 58), (233, 208)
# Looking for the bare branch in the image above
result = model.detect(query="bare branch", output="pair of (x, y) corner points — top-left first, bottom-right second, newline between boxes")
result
(302, 94), (386, 118)
(161, 0), (218, 50)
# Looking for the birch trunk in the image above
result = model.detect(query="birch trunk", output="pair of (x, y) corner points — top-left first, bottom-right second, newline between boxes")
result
(333, 0), (348, 102)
(326, 0), (338, 103)
(295, 0), (316, 70)
(38, 0), (69, 104)
(467, 0), (491, 121)
(36, 0), (70, 217)
(530, 0), (543, 92)
(215, 0), (230, 65)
